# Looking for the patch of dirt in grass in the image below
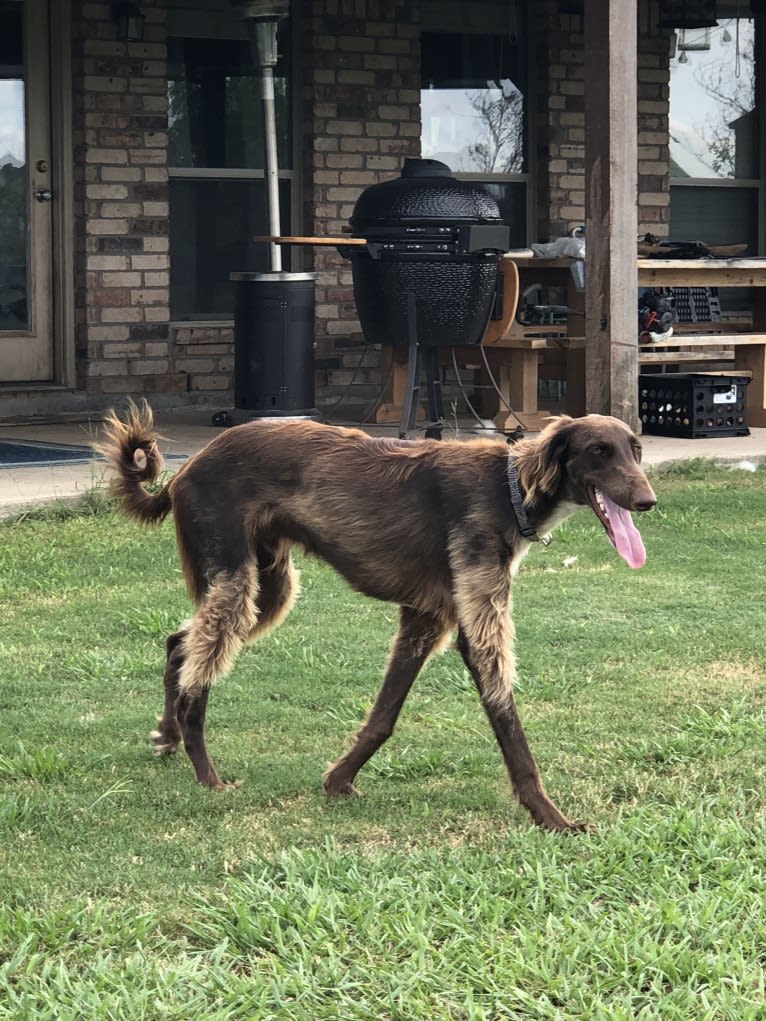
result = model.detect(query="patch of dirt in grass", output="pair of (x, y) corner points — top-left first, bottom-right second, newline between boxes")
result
(675, 658), (765, 700)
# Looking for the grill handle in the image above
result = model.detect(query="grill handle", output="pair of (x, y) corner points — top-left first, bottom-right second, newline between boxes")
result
(456, 224), (511, 254)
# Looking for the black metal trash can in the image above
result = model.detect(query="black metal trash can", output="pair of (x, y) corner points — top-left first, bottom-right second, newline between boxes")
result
(231, 271), (318, 416)
(340, 158), (510, 349)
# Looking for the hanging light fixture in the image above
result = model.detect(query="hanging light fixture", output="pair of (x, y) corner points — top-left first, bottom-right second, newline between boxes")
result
(657, 0), (717, 29)
(111, 2), (144, 42)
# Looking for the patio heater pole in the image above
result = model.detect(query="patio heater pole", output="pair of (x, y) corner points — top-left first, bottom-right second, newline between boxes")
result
(238, 0), (289, 272)
(216, 0), (318, 426)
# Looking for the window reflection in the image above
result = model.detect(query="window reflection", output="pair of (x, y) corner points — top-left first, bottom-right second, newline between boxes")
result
(421, 80), (524, 174)
(169, 179), (290, 320)
(669, 19), (756, 179)
(0, 79), (24, 167)
(167, 37), (290, 170)
(421, 29), (526, 176)
(420, 6), (527, 245)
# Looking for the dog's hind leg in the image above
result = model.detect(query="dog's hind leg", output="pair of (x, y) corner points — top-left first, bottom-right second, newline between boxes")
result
(150, 626), (227, 791)
(174, 685), (226, 788)
(452, 561), (585, 833)
(324, 606), (452, 797)
(174, 563), (260, 789)
(150, 629), (186, 756)
(171, 546), (295, 787)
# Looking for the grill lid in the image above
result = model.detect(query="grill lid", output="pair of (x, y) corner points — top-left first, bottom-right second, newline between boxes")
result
(350, 158), (503, 229)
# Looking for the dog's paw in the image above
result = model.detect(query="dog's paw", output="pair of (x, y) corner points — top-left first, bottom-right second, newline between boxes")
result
(540, 816), (593, 835)
(570, 820), (596, 834)
(324, 778), (362, 798)
(528, 797), (593, 834)
(150, 729), (179, 757)
(215, 779), (243, 792)
(556, 820), (593, 835)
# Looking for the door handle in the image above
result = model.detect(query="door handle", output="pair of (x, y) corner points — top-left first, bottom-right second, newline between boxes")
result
(35, 188), (53, 202)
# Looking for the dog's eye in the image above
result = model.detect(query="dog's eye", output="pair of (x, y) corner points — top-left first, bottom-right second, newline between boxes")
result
(590, 444), (611, 458)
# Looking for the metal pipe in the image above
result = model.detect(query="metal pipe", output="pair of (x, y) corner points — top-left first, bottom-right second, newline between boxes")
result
(258, 50), (282, 271)
(237, 1), (289, 273)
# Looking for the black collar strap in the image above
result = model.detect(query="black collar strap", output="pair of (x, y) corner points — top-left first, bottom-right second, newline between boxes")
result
(506, 453), (539, 541)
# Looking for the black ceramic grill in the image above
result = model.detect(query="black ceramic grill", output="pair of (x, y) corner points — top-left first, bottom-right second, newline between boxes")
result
(341, 158), (510, 349)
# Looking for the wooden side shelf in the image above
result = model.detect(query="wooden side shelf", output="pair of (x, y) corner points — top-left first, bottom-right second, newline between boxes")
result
(638, 333), (766, 366)
(671, 318), (752, 334)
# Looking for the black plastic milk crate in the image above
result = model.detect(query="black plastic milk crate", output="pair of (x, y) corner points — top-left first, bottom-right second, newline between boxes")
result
(638, 372), (750, 438)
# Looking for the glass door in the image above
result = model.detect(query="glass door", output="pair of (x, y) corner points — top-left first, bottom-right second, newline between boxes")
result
(0, 0), (53, 382)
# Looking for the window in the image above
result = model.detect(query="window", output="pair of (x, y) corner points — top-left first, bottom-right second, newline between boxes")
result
(167, 10), (292, 320)
(420, 0), (528, 247)
(669, 16), (759, 256)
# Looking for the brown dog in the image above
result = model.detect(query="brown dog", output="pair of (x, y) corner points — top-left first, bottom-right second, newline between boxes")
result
(99, 403), (656, 832)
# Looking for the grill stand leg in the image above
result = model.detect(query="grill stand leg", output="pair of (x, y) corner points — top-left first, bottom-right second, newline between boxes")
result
(424, 346), (444, 440)
(398, 293), (444, 441)
(398, 335), (422, 440)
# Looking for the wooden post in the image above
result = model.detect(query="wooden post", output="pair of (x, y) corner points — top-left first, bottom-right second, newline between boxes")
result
(584, 0), (639, 430)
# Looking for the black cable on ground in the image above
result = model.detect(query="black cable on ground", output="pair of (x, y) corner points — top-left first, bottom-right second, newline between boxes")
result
(321, 344), (371, 423)
(449, 347), (498, 431)
(477, 341), (528, 432)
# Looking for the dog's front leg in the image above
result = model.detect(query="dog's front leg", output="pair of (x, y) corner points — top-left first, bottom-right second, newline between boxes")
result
(324, 607), (452, 798)
(455, 597), (586, 833)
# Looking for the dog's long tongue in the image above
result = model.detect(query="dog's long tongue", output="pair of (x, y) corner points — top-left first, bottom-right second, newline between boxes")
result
(602, 493), (647, 569)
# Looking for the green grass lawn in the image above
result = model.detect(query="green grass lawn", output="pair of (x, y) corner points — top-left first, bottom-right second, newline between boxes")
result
(1, 461), (765, 1019)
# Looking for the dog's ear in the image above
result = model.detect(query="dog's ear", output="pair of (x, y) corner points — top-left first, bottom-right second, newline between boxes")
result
(517, 416), (574, 502)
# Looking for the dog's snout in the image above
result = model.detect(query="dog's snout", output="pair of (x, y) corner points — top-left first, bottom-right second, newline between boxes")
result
(633, 491), (657, 513)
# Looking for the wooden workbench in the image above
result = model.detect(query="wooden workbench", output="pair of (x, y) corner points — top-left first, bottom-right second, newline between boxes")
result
(495, 256), (766, 430)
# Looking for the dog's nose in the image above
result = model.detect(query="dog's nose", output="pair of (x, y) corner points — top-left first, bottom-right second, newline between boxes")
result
(633, 493), (657, 512)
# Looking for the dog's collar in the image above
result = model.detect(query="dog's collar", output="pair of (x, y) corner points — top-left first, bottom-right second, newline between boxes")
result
(506, 454), (539, 541)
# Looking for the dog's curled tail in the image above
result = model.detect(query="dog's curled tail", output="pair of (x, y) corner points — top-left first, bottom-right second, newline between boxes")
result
(97, 400), (172, 525)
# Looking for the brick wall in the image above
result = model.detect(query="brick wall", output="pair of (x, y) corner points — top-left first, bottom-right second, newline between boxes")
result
(637, 4), (673, 234)
(300, 0), (421, 414)
(73, 0), (232, 409)
(73, 0), (170, 400)
(534, 0), (672, 242)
